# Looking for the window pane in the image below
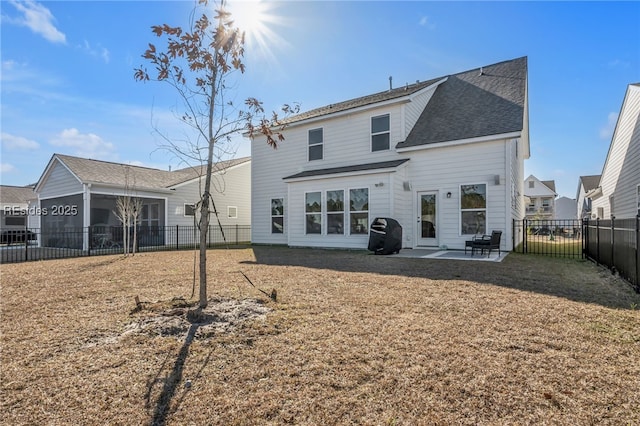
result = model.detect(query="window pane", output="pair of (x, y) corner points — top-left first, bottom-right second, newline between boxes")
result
(327, 213), (344, 234)
(308, 128), (323, 145)
(461, 184), (486, 209)
(5, 216), (26, 226)
(184, 204), (196, 216)
(326, 190), (344, 212)
(308, 144), (323, 161)
(271, 198), (283, 216)
(350, 188), (369, 211)
(350, 213), (369, 234)
(461, 211), (486, 235)
(371, 115), (389, 133)
(150, 204), (159, 219)
(271, 217), (284, 234)
(306, 192), (321, 213)
(372, 133), (390, 152)
(306, 214), (321, 234)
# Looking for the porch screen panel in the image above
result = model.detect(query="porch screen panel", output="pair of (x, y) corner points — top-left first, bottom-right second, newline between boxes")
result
(41, 194), (84, 249)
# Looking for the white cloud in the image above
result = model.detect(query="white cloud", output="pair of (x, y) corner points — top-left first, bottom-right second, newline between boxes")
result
(6, 0), (66, 44)
(49, 128), (116, 159)
(419, 16), (436, 30)
(79, 40), (110, 63)
(0, 163), (17, 174)
(599, 112), (618, 140)
(0, 132), (40, 150)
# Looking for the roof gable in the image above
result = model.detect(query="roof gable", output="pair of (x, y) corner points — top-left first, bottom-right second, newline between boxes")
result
(398, 57), (527, 148)
(36, 154), (251, 192)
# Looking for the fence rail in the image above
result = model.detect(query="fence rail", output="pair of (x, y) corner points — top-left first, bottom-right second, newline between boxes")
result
(583, 217), (639, 292)
(513, 219), (584, 258)
(0, 225), (251, 264)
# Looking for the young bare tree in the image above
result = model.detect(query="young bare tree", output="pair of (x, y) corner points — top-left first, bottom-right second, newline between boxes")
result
(114, 194), (131, 255)
(130, 197), (143, 255)
(134, 0), (296, 308)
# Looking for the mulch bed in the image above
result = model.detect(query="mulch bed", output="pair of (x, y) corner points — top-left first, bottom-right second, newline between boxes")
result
(1, 247), (639, 425)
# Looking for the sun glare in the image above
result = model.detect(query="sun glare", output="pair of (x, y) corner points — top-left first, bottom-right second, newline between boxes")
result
(226, 0), (288, 62)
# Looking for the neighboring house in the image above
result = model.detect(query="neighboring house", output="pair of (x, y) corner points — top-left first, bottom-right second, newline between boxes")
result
(251, 57), (529, 251)
(0, 185), (37, 233)
(555, 196), (577, 220)
(33, 154), (251, 250)
(588, 83), (640, 219)
(523, 175), (557, 219)
(576, 175), (601, 219)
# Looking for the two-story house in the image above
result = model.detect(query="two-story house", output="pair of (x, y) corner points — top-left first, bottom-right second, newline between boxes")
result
(588, 83), (640, 219)
(251, 57), (529, 252)
(523, 175), (556, 220)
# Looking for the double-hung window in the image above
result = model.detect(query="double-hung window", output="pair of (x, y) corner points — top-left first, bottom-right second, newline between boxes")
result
(349, 188), (369, 234)
(184, 203), (196, 217)
(460, 184), (486, 235)
(326, 190), (344, 234)
(308, 128), (323, 161)
(305, 192), (322, 234)
(271, 198), (284, 234)
(371, 114), (390, 152)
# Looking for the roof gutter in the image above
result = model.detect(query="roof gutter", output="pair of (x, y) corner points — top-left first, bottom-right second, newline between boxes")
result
(396, 131), (522, 153)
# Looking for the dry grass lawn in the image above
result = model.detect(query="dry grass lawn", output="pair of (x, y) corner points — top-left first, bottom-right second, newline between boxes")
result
(1, 247), (640, 425)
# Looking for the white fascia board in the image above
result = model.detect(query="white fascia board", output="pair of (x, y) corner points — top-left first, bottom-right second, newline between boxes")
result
(585, 186), (603, 199)
(395, 131), (522, 153)
(86, 182), (175, 195)
(283, 167), (400, 184)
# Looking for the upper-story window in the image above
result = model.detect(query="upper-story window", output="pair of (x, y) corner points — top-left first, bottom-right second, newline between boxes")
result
(308, 128), (323, 161)
(528, 181), (534, 189)
(371, 114), (390, 152)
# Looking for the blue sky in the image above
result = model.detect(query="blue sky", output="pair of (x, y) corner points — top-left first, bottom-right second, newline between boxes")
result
(1, 1), (639, 199)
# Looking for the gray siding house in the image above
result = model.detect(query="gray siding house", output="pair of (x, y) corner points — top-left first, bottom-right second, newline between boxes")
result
(33, 154), (251, 250)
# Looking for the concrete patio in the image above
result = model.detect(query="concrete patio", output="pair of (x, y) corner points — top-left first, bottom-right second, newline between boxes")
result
(388, 248), (508, 262)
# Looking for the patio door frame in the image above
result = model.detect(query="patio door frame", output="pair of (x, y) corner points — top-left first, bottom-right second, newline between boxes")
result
(416, 190), (439, 247)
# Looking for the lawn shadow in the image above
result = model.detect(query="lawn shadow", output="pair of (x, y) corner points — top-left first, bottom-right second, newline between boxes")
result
(145, 311), (216, 426)
(243, 246), (640, 310)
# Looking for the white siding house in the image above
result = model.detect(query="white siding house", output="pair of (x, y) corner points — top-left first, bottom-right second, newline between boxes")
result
(523, 175), (557, 219)
(576, 175), (600, 219)
(589, 83), (640, 219)
(0, 185), (37, 238)
(251, 57), (529, 252)
(33, 154), (251, 250)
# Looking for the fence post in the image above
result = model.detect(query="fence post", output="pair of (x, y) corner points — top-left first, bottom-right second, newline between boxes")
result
(636, 216), (639, 292)
(523, 219), (527, 254)
(235, 224), (238, 245)
(24, 223), (29, 262)
(595, 218), (600, 265)
(582, 218), (587, 259)
(610, 216), (615, 268)
(176, 225), (179, 251)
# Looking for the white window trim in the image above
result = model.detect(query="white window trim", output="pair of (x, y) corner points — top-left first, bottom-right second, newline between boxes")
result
(227, 206), (238, 219)
(636, 184), (640, 216)
(326, 189), (345, 235)
(308, 128), (323, 162)
(459, 182), (488, 236)
(183, 203), (196, 217)
(304, 191), (323, 235)
(370, 113), (390, 152)
(270, 197), (285, 234)
(348, 187), (369, 236)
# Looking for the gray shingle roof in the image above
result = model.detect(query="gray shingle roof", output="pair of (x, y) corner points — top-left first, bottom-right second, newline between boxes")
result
(580, 175), (601, 191)
(283, 159), (410, 180)
(0, 185), (36, 204)
(541, 180), (556, 192)
(51, 154), (250, 189)
(281, 77), (443, 125)
(397, 57), (527, 148)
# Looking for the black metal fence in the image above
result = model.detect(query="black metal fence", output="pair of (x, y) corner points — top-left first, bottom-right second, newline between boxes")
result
(583, 217), (639, 292)
(513, 219), (584, 258)
(0, 225), (251, 264)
